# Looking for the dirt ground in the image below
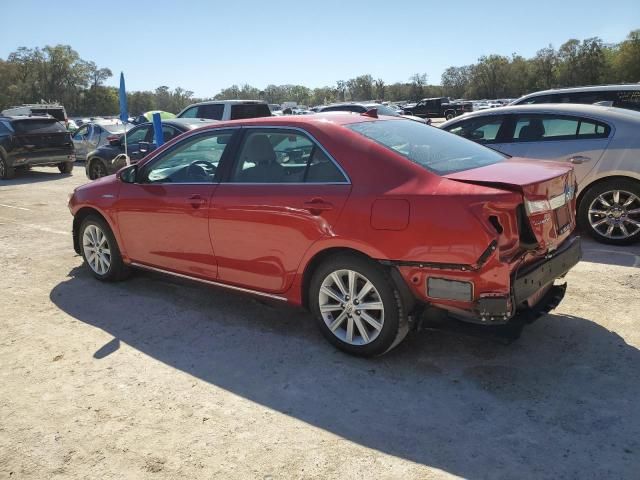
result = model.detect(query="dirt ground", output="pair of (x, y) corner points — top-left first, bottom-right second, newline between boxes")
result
(1, 167), (639, 480)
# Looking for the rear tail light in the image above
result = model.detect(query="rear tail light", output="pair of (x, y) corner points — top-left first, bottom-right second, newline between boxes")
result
(106, 135), (119, 142)
(525, 199), (552, 215)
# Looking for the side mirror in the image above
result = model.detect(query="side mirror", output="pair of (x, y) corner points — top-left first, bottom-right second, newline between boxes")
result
(117, 164), (137, 184)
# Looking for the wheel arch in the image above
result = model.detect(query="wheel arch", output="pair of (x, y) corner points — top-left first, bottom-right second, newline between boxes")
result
(298, 245), (415, 312)
(73, 207), (114, 255)
(87, 156), (107, 179)
(577, 175), (640, 209)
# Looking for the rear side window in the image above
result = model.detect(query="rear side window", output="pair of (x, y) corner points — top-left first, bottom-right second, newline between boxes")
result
(197, 104), (224, 120)
(13, 120), (67, 134)
(512, 115), (610, 141)
(230, 103), (272, 120)
(348, 119), (504, 175)
(179, 106), (198, 118)
(611, 90), (640, 111)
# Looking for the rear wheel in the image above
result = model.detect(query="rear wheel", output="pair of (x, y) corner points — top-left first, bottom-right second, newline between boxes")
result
(58, 162), (74, 174)
(0, 156), (15, 180)
(309, 254), (409, 357)
(578, 179), (640, 245)
(88, 158), (108, 179)
(79, 215), (130, 281)
(445, 111), (456, 120)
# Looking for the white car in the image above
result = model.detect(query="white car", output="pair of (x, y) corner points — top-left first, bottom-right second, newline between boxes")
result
(441, 104), (640, 245)
(177, 100), (272, 121)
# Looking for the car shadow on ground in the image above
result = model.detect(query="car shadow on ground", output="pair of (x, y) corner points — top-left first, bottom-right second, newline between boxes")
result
(50, 266), (640, 479)
(580, 236), (640, 268)
(0, 168), (71, 186)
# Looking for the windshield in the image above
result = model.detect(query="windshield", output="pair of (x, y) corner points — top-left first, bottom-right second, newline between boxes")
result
(347, 119), (505, 175)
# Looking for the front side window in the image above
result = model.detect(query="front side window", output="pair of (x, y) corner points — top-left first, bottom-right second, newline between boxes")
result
(73, 125), (88, 140)
(126, 125), (151, 145)
(612, 90), (640, 111)
(144, 131), (233, 183)
(229, 129), (347, 183)
(348, 119), (504, 175)
(179, 106), (198, 118)
(446, 115), (506, 144)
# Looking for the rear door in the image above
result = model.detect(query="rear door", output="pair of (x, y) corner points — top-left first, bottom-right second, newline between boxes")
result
(210, 127), (351, 293)
(491, 113), (612, 184)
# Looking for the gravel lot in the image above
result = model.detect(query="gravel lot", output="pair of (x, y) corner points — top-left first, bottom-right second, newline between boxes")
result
(1, 167), (639, 480)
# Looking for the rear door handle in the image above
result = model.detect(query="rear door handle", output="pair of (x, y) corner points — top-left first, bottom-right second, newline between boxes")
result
(188, 194), (206, 208)
(304, 198), (333, 214)
(568, 155), (591, 164)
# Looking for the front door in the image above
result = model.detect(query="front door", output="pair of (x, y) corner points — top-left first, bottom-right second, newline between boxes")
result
(210, 128), (351, 293)
(116, 129), (237, 279)
(492, 114), (612, 184)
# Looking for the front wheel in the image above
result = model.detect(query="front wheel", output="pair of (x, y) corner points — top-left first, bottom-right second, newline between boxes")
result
(79, 215), (130, 281)
(309, 254), (409, 357)
(578, 179), (640, 245)
(88, 158), (108, 180)
(0, 156), (15, 179)
(58, 162), (74, 174)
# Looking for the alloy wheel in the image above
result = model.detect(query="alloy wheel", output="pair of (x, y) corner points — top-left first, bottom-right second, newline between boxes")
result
(318, 269), (385, 346)
(82, 224), (111, 275)
(588, 189), (640, 240)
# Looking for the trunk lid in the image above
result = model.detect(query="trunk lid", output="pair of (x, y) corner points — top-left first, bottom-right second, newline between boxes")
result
(445, 158), (577, 251)
(11, 118), (74, 158)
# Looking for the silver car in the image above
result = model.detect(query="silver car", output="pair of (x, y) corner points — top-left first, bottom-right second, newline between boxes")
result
(441, 104), (640, 245)
(72, 121), (132, 162)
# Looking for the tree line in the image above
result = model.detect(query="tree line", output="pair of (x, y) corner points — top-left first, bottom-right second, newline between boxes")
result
(0, 30), (638, 116)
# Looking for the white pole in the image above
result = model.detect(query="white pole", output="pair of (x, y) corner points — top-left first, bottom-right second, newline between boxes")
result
(123, 120), (129, 165)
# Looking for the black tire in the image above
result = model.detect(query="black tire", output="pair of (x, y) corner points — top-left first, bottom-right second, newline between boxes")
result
(0, 155), (15, 180)
(88, 158), (108, 180)
(445, 111), (456, 120)
(309, 254), (409, 357)
(78, 215), (130, 281)
(578, 179), (640, 245)
(58, 162), (74, 174)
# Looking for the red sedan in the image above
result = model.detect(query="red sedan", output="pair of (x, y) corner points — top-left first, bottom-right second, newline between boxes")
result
(69, 112), (581, 356)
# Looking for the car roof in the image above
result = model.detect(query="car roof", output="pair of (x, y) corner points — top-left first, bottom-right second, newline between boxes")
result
(439, 103), (640, 126)
(184, 99), (267, 107)
(134, 118), (219, 130)
(189, 112), (399, 130)
(515, 84), (640, 101)
(0, 115), (58, 121)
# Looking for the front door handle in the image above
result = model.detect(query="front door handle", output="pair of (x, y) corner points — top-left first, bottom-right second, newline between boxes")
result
(568, 155), (591, 164)
(304, 198), (333, 214)
(188, 194), (206, 208)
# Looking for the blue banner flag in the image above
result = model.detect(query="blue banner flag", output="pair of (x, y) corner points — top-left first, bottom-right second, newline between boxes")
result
(119, 72), (128, 123)
(152, 112), (164, 147)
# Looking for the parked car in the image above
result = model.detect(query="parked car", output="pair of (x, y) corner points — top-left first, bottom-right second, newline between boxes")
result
(72, 121), (132, 162)
(0, 115), (75, 179)
(402, 97), (472, 120)
(85, 118), (216, 179)
(440, 104), (640, 245)
(317, 103), (431, 124)
(511, 84), (640, 112)
(177, 100), (272, 121)
(69, 113), (581, 356)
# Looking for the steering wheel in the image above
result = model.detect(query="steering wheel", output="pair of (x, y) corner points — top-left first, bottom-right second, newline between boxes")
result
(187, 160), (216, 181)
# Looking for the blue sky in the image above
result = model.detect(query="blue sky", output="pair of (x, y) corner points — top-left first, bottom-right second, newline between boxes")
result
(1, 0), (638, 97)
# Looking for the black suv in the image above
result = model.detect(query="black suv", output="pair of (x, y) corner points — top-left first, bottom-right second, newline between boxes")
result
(402, 97), (471, 120)
(0, 116), (75, 179)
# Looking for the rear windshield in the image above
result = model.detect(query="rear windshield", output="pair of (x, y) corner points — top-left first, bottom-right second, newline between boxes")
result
(230, 103), (272, 120)
(13, 120), (67, 134)
(347, 119), (505, 175)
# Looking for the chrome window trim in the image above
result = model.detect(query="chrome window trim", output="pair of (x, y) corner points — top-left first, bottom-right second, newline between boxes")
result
(224, 125), (351, 185)
(129, 262), (287, 301)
